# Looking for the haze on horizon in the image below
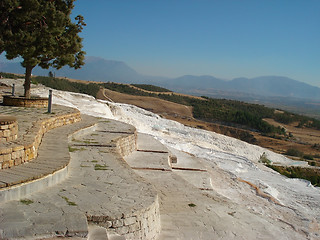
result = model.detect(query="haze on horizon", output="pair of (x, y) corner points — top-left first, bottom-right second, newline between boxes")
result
(1, 0), (320, 88)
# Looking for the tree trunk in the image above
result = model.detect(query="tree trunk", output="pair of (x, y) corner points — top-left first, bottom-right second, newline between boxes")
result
(24, 65), (34, 98)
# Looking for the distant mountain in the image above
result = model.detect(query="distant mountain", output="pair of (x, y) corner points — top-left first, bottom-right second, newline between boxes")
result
(162, 75), (320, 101)
(1, 56), (320, 100)
(0, 56), (150, 83)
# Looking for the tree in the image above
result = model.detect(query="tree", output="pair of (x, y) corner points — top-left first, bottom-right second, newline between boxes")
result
(0, 0), (85, 98)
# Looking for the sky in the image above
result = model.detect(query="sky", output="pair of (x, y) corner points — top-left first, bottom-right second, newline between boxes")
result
(1, 0), (320, 87)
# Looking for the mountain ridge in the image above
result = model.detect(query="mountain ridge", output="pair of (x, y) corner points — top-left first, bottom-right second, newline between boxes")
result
(1, 56), (320, 100)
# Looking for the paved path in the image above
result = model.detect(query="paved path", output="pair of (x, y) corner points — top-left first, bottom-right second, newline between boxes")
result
(0, 79), (314, 240)
(0, 113), (95, 194)
(125, 133), (308, 240)
(0, 116), (158, 239)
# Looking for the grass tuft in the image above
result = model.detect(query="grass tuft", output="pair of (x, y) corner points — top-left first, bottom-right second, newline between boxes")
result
(188, 203), (196, 207)
(94, 164), (108, 170)
(20, 199), (33, 205)
(60, 195), (77, 206)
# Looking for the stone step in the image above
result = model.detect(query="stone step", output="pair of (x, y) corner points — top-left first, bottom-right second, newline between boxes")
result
(0, 118), (161, 240)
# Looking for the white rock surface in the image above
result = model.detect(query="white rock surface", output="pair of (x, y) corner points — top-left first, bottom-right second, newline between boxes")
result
(29, 84), (320, 239)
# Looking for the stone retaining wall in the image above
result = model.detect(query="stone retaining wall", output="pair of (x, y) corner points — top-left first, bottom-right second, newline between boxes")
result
(3, 95), (49, 108)
(88, 126), (161, 240)
(89, 196), (161, 240)
(115, 133), (161, 240)
(0, 121), (18, 143)
(116, 132), (137, 157)
(0, 112), (81, 169)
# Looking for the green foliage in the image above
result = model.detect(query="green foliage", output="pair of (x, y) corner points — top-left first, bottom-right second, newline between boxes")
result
(312, 144), (320, 151)
(303, 155), (314, 160)
(0, 0), (86, 97)
(103, 82), (151, 96)
(131, 84), (172, 92)
(285, 148), (303, 157)
(32, 76), (100, 97)
(267, 165), (320, 186)
(48, 71), (54, 78)
(20, 199), (34, 205)
(94, 164), (108, 170)
(274, 112), (294, 124)
(259, 153), (271, 165)
(274, 111), (320, 130)
(188, 203), (196, 207)
(68, 146), (84, 152)
(0, 72), (21, 79)
(190, 98), (279, 133)
(60, 195), (77, 206)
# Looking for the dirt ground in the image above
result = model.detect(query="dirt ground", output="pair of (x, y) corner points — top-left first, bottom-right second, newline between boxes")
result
(97, 88), (194, 119)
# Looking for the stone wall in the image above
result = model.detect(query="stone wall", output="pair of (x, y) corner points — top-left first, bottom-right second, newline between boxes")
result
(88, 126), (161, 240)
(88, 196), (161, 240)
(116, 132), (137, 157)
(0, 118), (18, 143)
(0, 112), (81, 169)
(3, 95), (49, 108)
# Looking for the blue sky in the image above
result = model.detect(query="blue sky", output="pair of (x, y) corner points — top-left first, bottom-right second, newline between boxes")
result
(2, 1), (320, 87)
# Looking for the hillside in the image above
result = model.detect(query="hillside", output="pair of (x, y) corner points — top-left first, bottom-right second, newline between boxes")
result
(97, 83), (320, 161)
(27, 80), (320, 239)
(2, 73), (320, 184)
(97, 88), (194, 119)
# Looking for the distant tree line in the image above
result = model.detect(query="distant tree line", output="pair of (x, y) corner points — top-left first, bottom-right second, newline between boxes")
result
(32, 76), (100, 97)
(131, 84), (172, 92)
(0, 72), (20, 79)
(274, 111), (320, 130)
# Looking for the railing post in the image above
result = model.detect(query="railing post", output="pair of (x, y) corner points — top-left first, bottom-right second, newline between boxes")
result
(48, 90), (53, 113)
(12, 84), (15, 96)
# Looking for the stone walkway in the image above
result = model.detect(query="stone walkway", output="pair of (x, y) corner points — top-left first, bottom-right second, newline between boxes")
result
(125, 134), (308, 240)
(0, 105), (159, 239)
(0, 79), (314, 240)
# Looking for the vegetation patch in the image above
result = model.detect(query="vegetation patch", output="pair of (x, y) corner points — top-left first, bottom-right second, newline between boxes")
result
(285, 148), (303, 158)
(303, 154), (314, 160)
(20, 199), (33, 205)
(259, 153), (271, 165)
(68, 146), (85, 152)
(94, 164), (108, 170)
(60, 195), (77, 206)
(188, 203), (196, 207)
(32, 76), (100, 97)
(131, 84), (172, 92)
(267, 165), (320, 186)
(0, 72), (21, 79)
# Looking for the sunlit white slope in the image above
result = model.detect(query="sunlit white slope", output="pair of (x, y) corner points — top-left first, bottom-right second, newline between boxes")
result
(33, 87), (320, 238)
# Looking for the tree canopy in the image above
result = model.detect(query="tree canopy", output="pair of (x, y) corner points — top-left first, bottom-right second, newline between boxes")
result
(0, 0), (85, 98)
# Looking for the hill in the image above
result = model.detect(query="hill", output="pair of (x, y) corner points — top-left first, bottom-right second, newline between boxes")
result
(11, 74), (317, 167)
(163, 75), (320, 101)
(2, 56), (320, 102)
